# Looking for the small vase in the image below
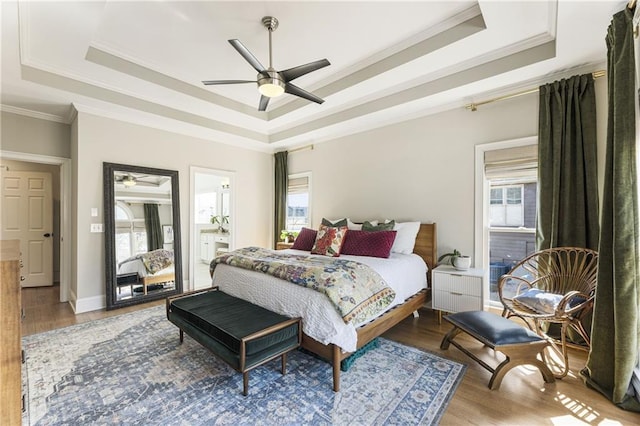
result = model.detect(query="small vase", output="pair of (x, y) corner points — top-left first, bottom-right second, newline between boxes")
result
(453, 256), (471, 271)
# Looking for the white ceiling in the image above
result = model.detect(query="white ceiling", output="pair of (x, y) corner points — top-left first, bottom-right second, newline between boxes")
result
(0, 1), (623, 153)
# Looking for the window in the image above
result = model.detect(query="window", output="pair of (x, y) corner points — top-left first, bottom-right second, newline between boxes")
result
(195, 192), (217, 224)
(489, 185), (524, 227)
(115, 201), (147, 262)
(286, 172), (311, 231)
(481, 143), (538, 304)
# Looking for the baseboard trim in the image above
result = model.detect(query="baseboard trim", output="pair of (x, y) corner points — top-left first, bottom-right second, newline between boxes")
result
(72, 294), (106, 314)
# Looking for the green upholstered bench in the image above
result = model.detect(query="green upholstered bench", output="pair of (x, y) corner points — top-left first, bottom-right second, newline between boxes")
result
(166, 287), (301, 395)
(440, 311), (555, 390)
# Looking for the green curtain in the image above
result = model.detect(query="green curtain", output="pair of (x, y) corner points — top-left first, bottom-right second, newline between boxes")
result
(274, 151), (288, 247)
(536, 73), (600, 251)
(581, 7), (640, 412)
(144, 203), (163, 251)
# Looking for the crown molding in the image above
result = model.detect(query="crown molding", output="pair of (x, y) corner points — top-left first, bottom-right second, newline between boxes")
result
(0, 104), (69, 124)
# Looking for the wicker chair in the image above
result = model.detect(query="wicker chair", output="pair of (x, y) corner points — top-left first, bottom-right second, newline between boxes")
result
(497, 247), (598, 378)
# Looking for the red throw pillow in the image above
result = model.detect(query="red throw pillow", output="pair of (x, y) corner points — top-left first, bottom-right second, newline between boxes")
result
(311, 225), (348, 257)
(291, 227), (317, 251)
(341, 230), (397, 258)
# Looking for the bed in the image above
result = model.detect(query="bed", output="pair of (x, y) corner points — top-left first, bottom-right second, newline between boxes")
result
(210, 223), (437, 391)
(117, 249), (175, 295)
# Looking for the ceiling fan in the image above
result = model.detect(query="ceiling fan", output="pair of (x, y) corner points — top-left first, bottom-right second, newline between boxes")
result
(115, 174), (155, 187)
(202, 16), (330, 111)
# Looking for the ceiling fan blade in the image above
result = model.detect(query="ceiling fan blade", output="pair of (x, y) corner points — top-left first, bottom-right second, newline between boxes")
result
(258, 95), (270, 111)
(202, 80), (256, 85)
(228, 39), (267, 74)
(285, 83), (324, 104)
(280, 59), (330, 82)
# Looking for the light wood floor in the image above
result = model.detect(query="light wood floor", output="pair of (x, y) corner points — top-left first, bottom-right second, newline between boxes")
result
(22, 285), (638, 425)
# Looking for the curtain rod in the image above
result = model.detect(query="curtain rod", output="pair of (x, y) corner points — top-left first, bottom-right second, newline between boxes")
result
(465, 70), (606, 112)
(288, 144), (314, 154)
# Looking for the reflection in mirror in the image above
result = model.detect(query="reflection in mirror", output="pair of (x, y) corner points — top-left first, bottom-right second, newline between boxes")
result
(104, 163), (182, 310)
(192, 172), (232, 290)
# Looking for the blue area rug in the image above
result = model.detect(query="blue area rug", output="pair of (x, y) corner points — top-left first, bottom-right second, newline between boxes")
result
(23, 305), (466, 425)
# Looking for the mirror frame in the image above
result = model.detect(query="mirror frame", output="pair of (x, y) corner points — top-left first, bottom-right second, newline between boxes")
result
(103, 162), (183, 310)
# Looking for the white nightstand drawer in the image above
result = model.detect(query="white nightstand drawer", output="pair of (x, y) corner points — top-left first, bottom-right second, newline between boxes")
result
(433, 271), (482, 297)
(214, 235), (228, 243)
(433, 290), (480, 313)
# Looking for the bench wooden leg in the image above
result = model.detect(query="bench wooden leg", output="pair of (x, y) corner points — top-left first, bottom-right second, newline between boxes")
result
(489, 345), (556, 390)
(281, 353), (287, 375)
(179, 329), (184, 344)
(243, 372), (249, 396)
(440, 326), (462, 350)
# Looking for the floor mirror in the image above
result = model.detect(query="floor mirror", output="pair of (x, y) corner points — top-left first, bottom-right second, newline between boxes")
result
(103, 162), (183, 309)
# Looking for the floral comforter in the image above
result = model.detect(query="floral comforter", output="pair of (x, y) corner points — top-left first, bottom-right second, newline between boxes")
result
(119, 249), (174, 274)
(211, 247), (396, 324)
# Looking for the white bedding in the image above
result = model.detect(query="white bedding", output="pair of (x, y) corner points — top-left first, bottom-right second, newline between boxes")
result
(211, 249), (427, 352)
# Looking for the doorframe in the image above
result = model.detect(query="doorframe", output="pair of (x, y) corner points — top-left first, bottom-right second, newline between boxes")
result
(189, 166), (235, 291)
(0, 150), (72, 302)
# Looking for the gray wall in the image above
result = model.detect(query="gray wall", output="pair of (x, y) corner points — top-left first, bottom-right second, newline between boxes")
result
(1, 112), (70, 158)
(289, 78), (608, 264)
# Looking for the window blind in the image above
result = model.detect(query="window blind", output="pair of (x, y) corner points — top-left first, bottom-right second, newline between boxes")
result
(484, 144), (538, 180)
(288, 176), (309, 194)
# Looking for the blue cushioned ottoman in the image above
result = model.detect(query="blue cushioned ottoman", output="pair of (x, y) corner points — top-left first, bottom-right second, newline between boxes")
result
(167, 287), (301, 395)
(440, 311), (555, 389)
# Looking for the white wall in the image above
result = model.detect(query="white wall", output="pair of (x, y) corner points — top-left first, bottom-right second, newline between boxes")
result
(289, 77), (608, 261)
(73, 112), (272, 311)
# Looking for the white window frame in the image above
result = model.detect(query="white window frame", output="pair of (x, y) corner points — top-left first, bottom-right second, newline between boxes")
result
(286, 171), (312, 231)
(475, 136), (538, 308)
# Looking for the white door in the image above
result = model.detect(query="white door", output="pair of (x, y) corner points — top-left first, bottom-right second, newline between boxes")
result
(0, 170), (53, 287)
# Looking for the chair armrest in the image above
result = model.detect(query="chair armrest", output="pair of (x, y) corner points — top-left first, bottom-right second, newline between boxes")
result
(497, 275), (533, 301)
(554, 290), (592, 316)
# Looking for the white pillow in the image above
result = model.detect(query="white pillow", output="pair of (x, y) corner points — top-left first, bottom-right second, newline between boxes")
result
(386, 220), (421, 254)
(347, 218), (378, 230)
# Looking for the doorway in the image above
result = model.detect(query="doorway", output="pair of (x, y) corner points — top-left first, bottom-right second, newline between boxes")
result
(0, 150), (71, 302)
(0, 167), (54, 286)
(189, 167), (235, 290)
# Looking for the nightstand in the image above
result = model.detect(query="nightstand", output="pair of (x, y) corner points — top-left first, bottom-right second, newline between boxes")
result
(276, 242), (294, 250)
(432, 265), (484, 323)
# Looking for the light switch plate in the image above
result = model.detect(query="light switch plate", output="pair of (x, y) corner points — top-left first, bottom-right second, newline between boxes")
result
(90, 223), (103, 233)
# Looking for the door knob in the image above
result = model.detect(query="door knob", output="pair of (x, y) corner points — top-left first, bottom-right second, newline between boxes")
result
(43, 233), (51, 237)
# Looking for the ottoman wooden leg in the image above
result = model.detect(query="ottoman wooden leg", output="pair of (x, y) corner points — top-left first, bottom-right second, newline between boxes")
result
(243, 372), (249, 396)
(282, 353), (287, 375)
(440, 326), (462, 350)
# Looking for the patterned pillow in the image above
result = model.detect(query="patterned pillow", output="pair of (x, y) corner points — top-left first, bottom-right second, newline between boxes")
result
(512, 289), (563, 314)
(291, 227), (317, 251)
(322, 218), (348, 227)
(311, 225), (348, 257)
(362, 220), (395, 231)
(341, 230), (397, 258)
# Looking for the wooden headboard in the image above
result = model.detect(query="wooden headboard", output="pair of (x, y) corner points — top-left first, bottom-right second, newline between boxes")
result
(413, 223), (437, 288)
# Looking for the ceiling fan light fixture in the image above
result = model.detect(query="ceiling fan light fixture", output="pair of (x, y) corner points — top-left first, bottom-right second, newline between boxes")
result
(258, 70), (285, 97)
(122, 176), (136, 187)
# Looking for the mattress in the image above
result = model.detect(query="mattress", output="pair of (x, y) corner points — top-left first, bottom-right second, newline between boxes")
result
(211, 249), (427, 352)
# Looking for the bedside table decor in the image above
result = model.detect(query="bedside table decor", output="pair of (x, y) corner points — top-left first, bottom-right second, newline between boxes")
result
(432, 265), (484, 323)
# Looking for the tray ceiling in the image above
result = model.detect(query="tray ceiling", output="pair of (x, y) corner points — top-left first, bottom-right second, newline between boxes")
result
(0, 1), (620, 152)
